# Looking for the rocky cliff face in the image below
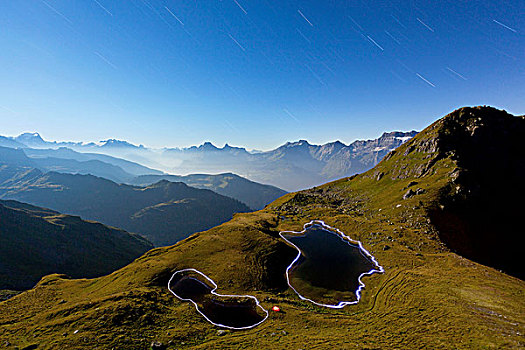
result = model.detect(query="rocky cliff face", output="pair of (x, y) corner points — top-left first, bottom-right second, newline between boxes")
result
(426, 107), (525, 279)
(367, 106), (524, 278)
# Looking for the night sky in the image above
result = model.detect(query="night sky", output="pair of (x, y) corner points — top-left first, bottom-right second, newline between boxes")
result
(0, 0), (523, 149)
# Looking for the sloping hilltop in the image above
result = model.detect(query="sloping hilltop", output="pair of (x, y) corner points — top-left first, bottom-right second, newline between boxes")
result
(1, 107), (524, 349)
(0, 200), (153, 291)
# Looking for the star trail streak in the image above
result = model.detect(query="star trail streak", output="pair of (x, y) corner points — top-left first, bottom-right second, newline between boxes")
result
(41, 0), (73, 24)
(493, 19), (517, 33)
(446, 67), (467, 80)
(298, 10), (314, 27)
(417, 18), (434, 32)
(94, 52), (117, 69)
(228, 33), (246, 51)
(416, 73), (436, 87)
(283, 108), (300, 122)
(93, 0), (112, 16)
(367, 36), (384, 51)
(233, 0), (247, 15)
(165, 6), (184, 26)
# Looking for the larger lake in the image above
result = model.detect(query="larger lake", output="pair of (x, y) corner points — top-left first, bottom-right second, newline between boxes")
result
(281, 221), (382, 307)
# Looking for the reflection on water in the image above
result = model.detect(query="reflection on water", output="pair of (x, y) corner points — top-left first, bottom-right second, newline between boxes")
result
(168, 269), (268, 329)
(282, 222), (382, 307)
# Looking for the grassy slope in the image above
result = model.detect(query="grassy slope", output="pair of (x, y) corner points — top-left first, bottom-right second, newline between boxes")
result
(0, 290), (20, 302)
(0, 107), (524, 349)
(0, 200), (153, 290)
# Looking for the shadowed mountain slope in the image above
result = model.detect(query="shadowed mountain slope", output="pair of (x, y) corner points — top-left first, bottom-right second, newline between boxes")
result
(30, 157), (135, 183)
(0, 147), (36, 168)
(0, 170), (251, 246)
(0, 199), (153, 290)
(0, 137), (25, 149)
(129, 173), (287, 210)
(0, 107), (523, 349)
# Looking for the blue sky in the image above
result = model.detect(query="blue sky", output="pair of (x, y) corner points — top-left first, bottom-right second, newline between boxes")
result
(0, 0), (523, 150)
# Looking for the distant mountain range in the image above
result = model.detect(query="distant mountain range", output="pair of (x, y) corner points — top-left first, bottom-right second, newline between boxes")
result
(1, 132), (146, 151)
(0, 149), (251, 246)
(0, 139), (163, 184)
(1, 130), (418, 191)
(0, 199), (153, 290)
(0, 146), (285, 210)
(23, 147), (164, 177)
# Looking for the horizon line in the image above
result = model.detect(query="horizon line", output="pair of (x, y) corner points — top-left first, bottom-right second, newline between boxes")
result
(2, 129), (419, 153)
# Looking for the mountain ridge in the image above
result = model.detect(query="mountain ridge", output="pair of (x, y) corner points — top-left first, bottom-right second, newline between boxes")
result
(0, 167), (251, 246)
(3, 131), (416, 153)
(23, 147), (164, 176)
(129, 173), (287, 210)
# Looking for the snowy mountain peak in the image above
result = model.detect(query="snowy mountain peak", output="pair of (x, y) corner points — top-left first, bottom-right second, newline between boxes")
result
(285, 139), (311, 147)
(100, 139), (143, 149)
(17, 132), (43, 140)
(199, 141), (219, 150)
(15, 132), (46, 146)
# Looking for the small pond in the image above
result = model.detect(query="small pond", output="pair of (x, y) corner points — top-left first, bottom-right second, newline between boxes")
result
(168, 268), (268, 329)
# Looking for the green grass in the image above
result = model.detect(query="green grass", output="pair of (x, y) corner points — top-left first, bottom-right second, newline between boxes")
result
(0, 290), (20, 302)
(0, 107), (524, 349)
